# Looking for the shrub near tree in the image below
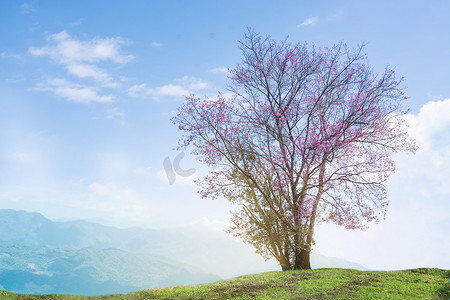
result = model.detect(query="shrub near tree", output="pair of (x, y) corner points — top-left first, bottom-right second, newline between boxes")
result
(172, 29), (416, 270)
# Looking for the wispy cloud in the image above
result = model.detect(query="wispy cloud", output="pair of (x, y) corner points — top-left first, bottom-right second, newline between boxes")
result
(29, 31), (133, 104)
(66, 63), (111, 83)
(20, 2), (37, 14)
(151, 42), (163, 47)
(29, 31), (132, 85)
(176, 76), (209, 90)
(0, 52), (22, 59)
(27, 22), (41, 33)
(29, 31), (133, 64)
(129, 76), (210, 100)
(209, 67), (228, 74)
(68, 18), (85, 27)
(106, 107), (125, 120)
(37, 78), (113, 103)
(297, 17), (318, 27)
(129, 82), (188, 98)
(128, 83), (147, 97)
(151, 84), (189, 97)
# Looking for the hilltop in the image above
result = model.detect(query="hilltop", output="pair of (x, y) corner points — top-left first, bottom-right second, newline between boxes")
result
(0, 268), (448, 299)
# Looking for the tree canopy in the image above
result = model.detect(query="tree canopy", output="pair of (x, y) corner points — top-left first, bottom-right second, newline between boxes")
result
(172, 29), (416, 270)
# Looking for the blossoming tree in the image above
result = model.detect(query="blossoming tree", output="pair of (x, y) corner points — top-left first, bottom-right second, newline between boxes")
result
(172, 29), (415, 270)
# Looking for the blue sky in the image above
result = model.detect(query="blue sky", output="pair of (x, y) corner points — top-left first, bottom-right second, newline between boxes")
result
(0, 0), (449, 270)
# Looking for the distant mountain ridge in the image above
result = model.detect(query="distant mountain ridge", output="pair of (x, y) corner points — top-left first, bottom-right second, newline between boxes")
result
(0, 209), (368, 295)
(0, 240), (220, 295)
(0, 209), (281, 278)
(0, 209), (367, 271)
(0, 209), (177, 250)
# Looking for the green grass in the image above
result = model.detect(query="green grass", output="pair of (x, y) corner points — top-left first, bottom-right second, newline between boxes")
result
(2, 268), (449, 299)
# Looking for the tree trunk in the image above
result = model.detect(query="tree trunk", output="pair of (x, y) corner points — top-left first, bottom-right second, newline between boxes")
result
(291, 246), (311, 270)
(291, 239), (312, 270)
(298, 249), (311, 269)
(293, 159), (325, 270)
(277, 254), (291, 271)
(280, 261), (291, 271)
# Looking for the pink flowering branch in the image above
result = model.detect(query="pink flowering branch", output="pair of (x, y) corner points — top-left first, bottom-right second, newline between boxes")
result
(171, 28), (416, 270)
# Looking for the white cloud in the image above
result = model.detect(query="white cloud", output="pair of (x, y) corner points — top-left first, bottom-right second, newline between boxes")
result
(129, 76), (210, 99)
(151, 42), (163, 47)
(391, 98), (450, 199)
(176, 76), (209, 90)
(66, 63), (111, 82)
(29, 31), (133, 91)
(209, 67), (228, 74)
(151, 84), (189, 97)
(128, 83), (148, 97)
(106, 107), (125, 120)
(297, 17), (318, 27)
(37, 78), (113, 103)
(403, 98), (450, 152)
(29, 31), (133, 64)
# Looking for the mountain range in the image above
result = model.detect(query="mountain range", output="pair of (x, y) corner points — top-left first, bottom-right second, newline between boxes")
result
(0, 209), (367, 296)
(0, 240), (219, 295)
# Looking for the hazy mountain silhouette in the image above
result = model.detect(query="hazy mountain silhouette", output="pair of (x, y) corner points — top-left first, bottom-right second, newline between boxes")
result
(0, 209), (367, 295)
(0, 240), (220, 296)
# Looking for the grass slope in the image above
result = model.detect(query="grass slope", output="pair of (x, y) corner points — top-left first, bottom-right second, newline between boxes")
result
(1, 268), (448, 299)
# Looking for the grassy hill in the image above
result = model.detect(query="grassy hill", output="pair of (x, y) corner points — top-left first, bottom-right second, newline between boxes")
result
(1, 268), (448, 299)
